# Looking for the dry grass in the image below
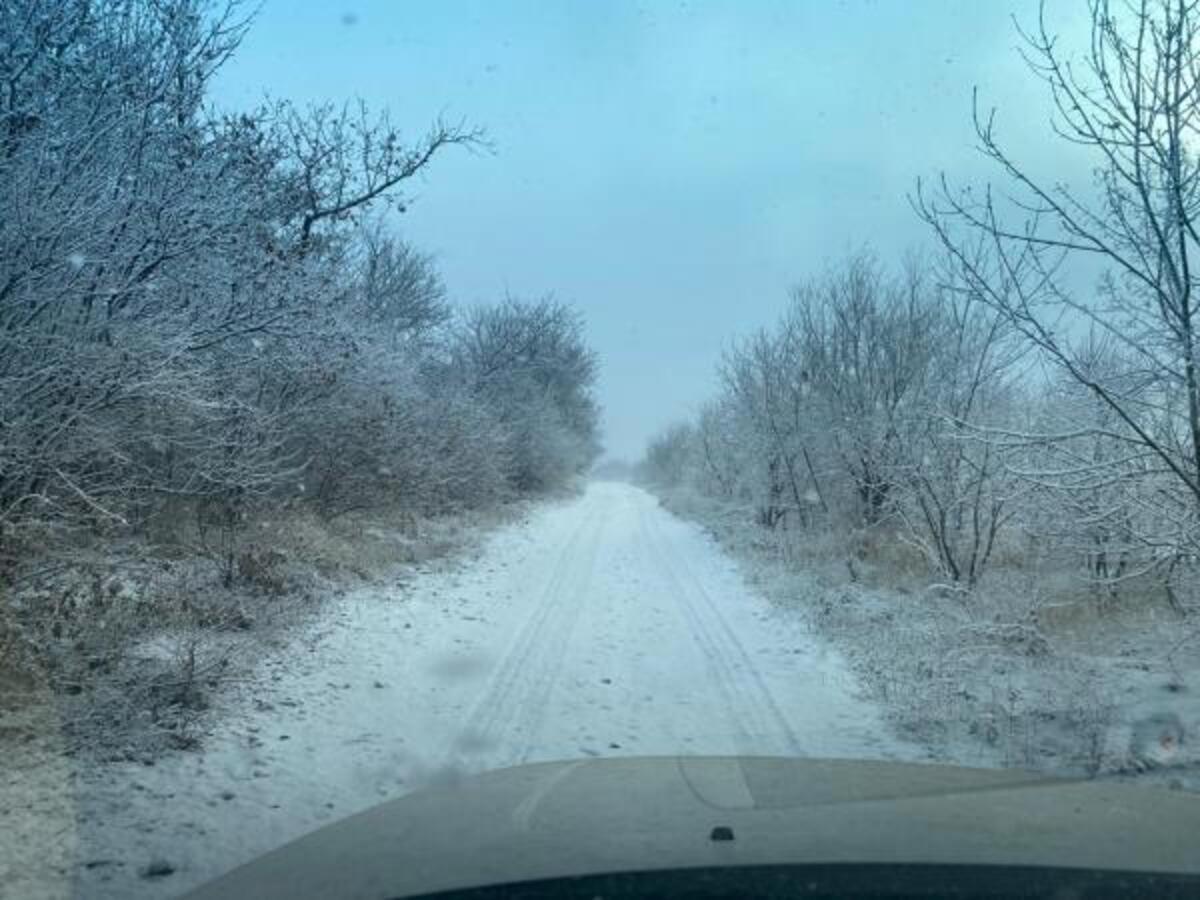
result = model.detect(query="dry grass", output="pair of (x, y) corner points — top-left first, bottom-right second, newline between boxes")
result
(0, 493), (539, 897)
(0, 497), (528, 760)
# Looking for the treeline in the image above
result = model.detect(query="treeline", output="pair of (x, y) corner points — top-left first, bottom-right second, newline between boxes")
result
(640, 251), (1029, 589)
(0, 0), (600, 582)
(642, 0), (1200, 608)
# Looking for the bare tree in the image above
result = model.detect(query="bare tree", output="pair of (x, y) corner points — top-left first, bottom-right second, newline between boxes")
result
(917, 0), (1200, 602)
(640, 423), (697, 491)
(279, 102), (484, 251)
(350, 224), (451, 341)
(893, 253), (1026, 587)
(720, 330), (829, 529)
(789, 252), (939, 525)
(451, 298), (601, 492)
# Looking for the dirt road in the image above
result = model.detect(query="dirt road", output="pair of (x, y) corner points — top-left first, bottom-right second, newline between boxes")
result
(69, 481), (903, 897)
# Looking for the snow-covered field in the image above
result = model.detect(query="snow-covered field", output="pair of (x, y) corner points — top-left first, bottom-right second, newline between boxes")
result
(52, 480), (910, 898)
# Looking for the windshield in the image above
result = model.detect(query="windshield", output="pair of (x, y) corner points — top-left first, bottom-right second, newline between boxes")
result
(2, 1), (1199, 898)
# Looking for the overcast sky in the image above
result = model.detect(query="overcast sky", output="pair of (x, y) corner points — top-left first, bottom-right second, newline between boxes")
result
(211, 1), (1091, 460)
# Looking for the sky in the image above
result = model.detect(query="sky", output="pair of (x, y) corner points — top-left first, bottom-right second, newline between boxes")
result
(211, 0), (1092, 461)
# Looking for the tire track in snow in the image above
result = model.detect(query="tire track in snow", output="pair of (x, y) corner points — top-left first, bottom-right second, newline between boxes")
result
(636, 499), (806, 757)
(450, 496), (606, 769)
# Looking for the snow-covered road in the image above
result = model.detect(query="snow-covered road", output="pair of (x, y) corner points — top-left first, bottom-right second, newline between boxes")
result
(74, 481), (905, 897)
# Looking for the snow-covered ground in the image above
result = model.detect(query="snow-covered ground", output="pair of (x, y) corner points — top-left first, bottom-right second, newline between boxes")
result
(658, 488), (1200, 790)
(55, 480), (911, 897)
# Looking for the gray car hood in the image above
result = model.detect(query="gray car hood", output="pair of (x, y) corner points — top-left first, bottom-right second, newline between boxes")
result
(184, 756), (1200, 899)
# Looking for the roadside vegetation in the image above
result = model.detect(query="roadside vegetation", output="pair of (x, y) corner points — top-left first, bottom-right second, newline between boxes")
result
(0, 0), (600, 756)
(639, 0), (1200, 783)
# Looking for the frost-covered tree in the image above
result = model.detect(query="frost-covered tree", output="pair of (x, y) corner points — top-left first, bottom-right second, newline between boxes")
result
(450, 298), (602, 492)
(0, 0), (605, 587)
(918, 0), (1200, 600)
(719, 330), (829, 529)
(640, 249), (1028, 589)
(787, 253), (939, 526)
(892, 254), (1025, 587)
(640, 423), (697, 491)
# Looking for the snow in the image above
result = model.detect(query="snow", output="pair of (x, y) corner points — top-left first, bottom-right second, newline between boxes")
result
(69, 481), (910, 898)
(659, 489), (1200, 790)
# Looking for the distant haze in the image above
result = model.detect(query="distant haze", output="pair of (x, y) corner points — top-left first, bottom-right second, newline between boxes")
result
(212, 1), (1089, 460)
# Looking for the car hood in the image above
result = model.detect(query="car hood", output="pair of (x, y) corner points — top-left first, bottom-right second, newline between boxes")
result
(184, 756), (1200, 899)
